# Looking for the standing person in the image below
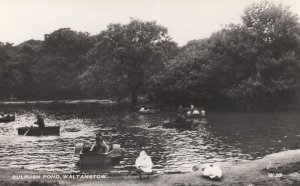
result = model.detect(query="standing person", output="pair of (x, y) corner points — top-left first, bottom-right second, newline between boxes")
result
(34, 115), (45, 128)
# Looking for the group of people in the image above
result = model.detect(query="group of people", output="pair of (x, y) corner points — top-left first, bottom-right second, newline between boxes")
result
(0, 113), (13, 119)
(33, 111), (219, 180)
(176, 104), (205, 122)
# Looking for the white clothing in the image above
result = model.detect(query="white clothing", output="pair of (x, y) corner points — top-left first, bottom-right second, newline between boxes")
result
(193, 110), (200, 114)
(135, 151), (153, 173)
(201, 164), (222, 180)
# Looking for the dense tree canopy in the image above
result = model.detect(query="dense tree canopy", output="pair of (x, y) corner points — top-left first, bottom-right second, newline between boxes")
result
(149, 1), (300, 107)
(80, 19), (177, 106)
(1, 1), (300, 110)
(30, 28), (95, 99)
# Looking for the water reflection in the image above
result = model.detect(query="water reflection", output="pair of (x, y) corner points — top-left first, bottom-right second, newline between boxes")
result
(0, 105), (300, 174)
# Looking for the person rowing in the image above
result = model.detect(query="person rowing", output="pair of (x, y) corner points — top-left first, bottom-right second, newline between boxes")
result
(90, 134), (109, 153)
(176, 105), (186, 122)
(34, 114), (45, 128)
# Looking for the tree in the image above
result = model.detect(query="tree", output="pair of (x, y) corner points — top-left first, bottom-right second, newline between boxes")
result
(29, 28), (95, 99)
(150, 1), (300, 107)
(83, 19), (177, 106)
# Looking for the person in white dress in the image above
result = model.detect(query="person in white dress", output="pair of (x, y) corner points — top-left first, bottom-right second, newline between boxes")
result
(135, 150), (153, 178)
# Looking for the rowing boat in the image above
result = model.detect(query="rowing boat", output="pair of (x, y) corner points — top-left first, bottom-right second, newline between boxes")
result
(162, 118), (206, 129)
(0, 115), (15, 123)
(17, 126), (60, 136)
(75, 144), (123, 169)
(138, 109), (159, 114)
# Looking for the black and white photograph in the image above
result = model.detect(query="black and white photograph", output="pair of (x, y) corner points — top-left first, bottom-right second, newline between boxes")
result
(1, 0), (300, 185)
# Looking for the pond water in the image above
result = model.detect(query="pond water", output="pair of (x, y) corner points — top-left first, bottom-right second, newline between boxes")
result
(0, 104), (300, 174)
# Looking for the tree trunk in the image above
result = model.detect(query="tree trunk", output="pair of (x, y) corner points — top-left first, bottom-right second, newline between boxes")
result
(131, 87), (138, 108)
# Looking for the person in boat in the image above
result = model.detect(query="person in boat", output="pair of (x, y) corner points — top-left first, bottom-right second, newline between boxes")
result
(176, 105), (186, 122)
(193, 109), (200, 115)
(139, 107), (151, 113)
(201, 109), (205, 116)
(185, 104), (195, 117)
(90, 134), (109, 153)
(34, 115), (45, 128)
(190, 104), (195, 110)
(135, 150), (153, 174)
(177, 105), (183, 113)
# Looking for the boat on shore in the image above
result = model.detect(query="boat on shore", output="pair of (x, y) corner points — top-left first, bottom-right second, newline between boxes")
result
(0, 115), (15, 123)
(17, 126), (60, 136)
(75, 143), (123, 169)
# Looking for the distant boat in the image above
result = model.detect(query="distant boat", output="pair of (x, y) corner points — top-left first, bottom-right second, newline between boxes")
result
(0, 115), (15, 123)
(17, 126), (60, 136)
(138, 108), (160, 114)
(162, 118), (206, 129)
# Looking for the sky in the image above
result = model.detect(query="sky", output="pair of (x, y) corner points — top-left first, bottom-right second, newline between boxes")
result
(0, 0), (300, 46)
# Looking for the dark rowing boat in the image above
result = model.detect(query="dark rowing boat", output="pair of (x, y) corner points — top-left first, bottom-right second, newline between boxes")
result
(162, 118), (206, 129)
(75, 144), (123, 168)
(0, 115), (15, 123)
(17, 126), (60, 136)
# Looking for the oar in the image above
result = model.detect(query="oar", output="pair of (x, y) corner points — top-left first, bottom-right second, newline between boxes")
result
(24, 129), (30, 136)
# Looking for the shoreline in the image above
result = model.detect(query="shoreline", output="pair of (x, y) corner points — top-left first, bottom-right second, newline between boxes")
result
(1, 149), (300, 186)
(0, 99), (117, 105)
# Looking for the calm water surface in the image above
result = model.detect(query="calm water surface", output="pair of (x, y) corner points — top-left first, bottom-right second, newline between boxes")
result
(0, 104), (300, 174)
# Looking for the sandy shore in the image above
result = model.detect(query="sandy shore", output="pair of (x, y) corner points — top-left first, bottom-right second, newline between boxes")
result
(1, 149), (300, 186)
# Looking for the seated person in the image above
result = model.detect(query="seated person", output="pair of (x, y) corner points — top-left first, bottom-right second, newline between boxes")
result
(140, 107), (150, 112)
(201, 109), (206, 116)
(201, 164), (222, 180)
(34, 115), (45, 128)
(135, 150), (153, 174)
(193, 109), (200, 115)
(90, 134), (109, 153)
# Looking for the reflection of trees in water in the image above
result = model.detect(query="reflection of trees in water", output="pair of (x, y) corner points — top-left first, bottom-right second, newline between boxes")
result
(205, 111), (300, 158)
(3, 105), (300, 173)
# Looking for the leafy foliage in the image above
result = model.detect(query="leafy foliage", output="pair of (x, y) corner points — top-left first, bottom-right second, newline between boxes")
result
(150, 1), (300, 105)
(80, 19), (177, 105)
